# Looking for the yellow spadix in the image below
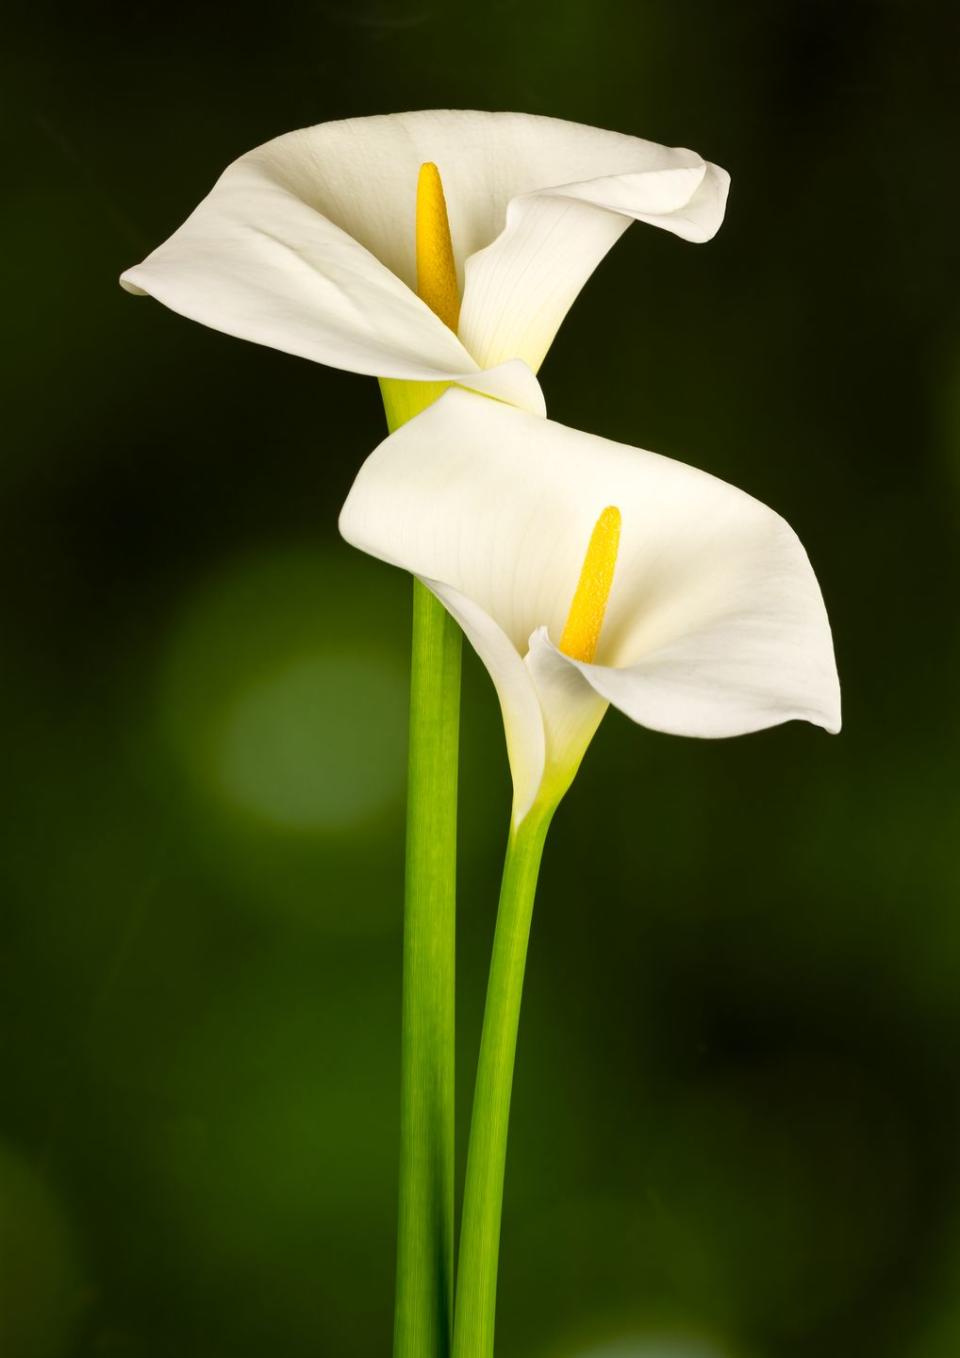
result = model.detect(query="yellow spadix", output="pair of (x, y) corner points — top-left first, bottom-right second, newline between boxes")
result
(559, 506), (622, 663)
(416, 162), (460, 331)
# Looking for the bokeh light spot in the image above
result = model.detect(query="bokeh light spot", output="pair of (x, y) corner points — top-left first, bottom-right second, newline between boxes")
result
(154, 545), (411, 929)
(159, 545), (409, 838)
(214, 649), (405, 830)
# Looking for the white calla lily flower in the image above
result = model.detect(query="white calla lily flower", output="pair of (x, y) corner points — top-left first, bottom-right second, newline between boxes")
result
(121, 110), (729, 414)
(340, 389), (841, 824)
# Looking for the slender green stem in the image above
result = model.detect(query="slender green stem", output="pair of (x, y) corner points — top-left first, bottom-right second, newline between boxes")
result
(383, 379), (461, 1358)
(452, 801), (556, 1358)
(395, 578), (461, 1358)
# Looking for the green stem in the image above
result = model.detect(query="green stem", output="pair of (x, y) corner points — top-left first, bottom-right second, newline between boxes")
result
(452, 801), (556, 1358)
(383, 379), (461, 1358)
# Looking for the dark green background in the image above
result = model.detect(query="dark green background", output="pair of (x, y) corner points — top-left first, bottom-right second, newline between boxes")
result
(3, 3), (959, 1356)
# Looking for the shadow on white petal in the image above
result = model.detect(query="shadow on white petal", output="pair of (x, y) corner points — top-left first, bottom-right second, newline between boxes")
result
(422, 577), (547, 821)
(526, 628), (609, 805)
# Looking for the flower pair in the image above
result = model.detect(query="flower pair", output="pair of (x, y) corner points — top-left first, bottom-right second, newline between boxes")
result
(123, 110), (840, 823)
(124, 109), (842, 1358)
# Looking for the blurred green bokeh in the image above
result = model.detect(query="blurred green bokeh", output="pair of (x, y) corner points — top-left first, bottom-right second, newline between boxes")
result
(2, 3), (959, 1356)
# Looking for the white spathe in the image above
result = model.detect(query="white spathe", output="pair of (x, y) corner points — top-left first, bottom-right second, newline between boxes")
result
(339, 390), (841, 823)
(120, 111), (729, 413)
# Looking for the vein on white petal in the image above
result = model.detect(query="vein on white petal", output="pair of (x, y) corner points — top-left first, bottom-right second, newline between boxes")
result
(459, 141), (728, 371)
(120, 149), (478, 386)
